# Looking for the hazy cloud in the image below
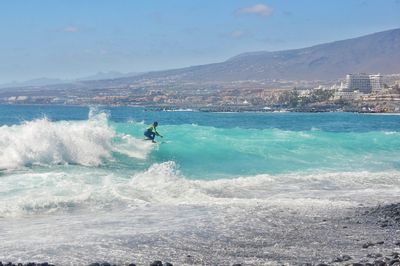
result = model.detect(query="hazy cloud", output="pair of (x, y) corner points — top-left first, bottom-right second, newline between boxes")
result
(63, 26), (79, 33)
(236, 4), (273, 17)
(230, 30), (246, 39)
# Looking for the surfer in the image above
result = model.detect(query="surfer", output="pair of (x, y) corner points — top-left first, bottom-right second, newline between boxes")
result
(144, 121), (163, 143)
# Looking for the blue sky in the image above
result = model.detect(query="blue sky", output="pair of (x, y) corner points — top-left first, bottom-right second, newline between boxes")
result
(0, 0), (399, 83)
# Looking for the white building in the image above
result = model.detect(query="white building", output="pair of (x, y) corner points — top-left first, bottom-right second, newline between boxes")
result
(344, 73), (383, 93)
(335, 73), (383, 100)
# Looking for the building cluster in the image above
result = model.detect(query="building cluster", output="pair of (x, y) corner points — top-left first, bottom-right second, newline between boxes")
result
(335, 74), (385, 100)
(1, 73), (399, 112)
(329, 73), (400, 112)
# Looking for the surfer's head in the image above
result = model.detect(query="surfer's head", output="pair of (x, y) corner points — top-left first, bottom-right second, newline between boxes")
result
(153, 121), (158, 127)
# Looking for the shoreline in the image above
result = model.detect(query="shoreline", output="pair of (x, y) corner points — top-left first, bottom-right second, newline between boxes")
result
(1, 103), (399, 114)
(1, 202), (399, 265)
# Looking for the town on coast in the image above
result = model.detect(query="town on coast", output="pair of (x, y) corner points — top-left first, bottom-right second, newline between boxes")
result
(1, 73), (400, 113)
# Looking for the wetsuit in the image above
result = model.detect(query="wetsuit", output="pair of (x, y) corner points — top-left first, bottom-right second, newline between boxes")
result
(144, 124), (159, 140)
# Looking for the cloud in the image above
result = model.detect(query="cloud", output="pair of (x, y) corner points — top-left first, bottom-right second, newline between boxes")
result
(236, 4), (273, 17)
(63, 26), (79, 33)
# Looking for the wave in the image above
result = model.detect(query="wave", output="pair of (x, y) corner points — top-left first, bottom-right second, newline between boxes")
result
(0, 113), (153, 169)
(125, 161), (400, 203)
(1, 161), (399, 217)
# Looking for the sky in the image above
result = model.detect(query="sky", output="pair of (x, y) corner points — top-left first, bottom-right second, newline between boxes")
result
(0, 0), (399, 83)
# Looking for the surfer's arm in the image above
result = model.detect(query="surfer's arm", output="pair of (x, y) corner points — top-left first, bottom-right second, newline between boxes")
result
(154, 130), (163, 137)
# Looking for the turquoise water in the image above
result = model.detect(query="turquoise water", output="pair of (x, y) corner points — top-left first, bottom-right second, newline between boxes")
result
(0, 104), (399, 264)
(1, 105), (399, 179)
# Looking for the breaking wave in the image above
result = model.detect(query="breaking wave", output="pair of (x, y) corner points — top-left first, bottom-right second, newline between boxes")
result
(0, 113), (152, 169)
(1, 161), (399, 217)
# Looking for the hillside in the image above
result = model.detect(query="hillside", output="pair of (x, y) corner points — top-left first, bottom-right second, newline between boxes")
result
(133, 28), (400, 82)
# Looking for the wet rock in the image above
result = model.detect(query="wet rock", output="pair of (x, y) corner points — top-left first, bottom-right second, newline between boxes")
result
(395, 241), (400, 246)
(150, 261), (163, 266)
(368, 253), (383, 258)
(333, 257), (343, 262)
(363, 242), (375, 248)
(351, 263), (365, 266)
(232, 264), (242, 266)
(390, 259), (400, 265)
(332, 255), (352, 262)
(164, 263), (173, 266)
(88, 264), (100, 266)
(373, 260), (386, 266)
(316, 263), (329, 266)
(128, 264), (136, 266)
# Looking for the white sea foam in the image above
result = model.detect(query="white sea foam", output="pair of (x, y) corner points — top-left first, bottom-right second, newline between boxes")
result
(1, 162), (399, 217)
(0, 113), (152, 169)
(124, 162), (400, 205)
(113, 134), (154, 159)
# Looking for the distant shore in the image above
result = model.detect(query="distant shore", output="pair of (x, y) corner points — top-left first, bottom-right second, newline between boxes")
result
(1, 103), (399, 114)
(144, 105), (400, 114)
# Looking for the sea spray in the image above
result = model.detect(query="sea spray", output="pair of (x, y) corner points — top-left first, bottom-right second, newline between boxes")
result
(0, 112), (153, 169)
(1, 160), (399, 217)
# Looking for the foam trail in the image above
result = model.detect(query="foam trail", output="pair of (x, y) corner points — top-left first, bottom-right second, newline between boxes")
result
(113, 134), (154, 159)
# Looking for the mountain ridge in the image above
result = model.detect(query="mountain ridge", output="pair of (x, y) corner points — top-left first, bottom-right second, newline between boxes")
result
(2, 28), (400, 90)
(133, 28), (400, 82)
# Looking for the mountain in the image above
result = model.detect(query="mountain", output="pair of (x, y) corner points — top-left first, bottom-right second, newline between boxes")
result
(134, 28), (400, 82)
(0, 78), (70, 89)
(77, 71), (140, 81)
(0, 71), (140, 90)
(2, 29), (399, 91)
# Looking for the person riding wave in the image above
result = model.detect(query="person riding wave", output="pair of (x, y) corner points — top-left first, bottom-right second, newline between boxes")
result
(144, 121), (163, 143)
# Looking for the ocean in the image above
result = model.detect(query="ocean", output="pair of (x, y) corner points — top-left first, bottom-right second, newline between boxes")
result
(0, 105), (399, 265)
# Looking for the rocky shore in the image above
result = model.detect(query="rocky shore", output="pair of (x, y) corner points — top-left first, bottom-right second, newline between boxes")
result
(1, 251), (400, 266)
(309, 203), (400, 266)
(1, 203), (399, 266)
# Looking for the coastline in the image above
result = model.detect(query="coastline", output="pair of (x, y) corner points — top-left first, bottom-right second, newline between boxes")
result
(0, 202), (399, 265)
(1, 103), (399, 114)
